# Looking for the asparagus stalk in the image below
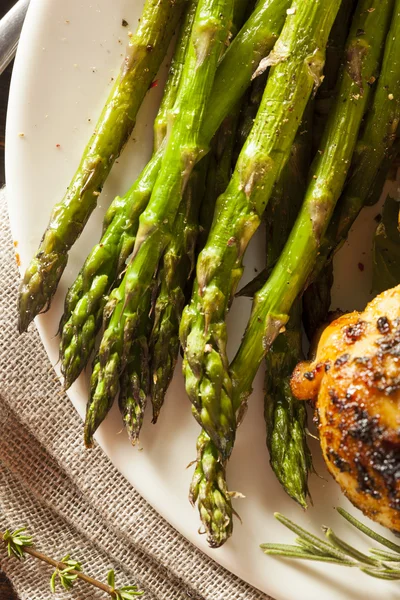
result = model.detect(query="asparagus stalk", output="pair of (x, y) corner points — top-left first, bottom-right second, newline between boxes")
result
(118, 288), (154, 445)
(149, 0), (251, 422)
(190, 81), (272, 547)
(265, 299), (313, 508)
(181, 0), (341, 460)
(189, 429), (233, 547)
(60, 0), (292, 390)
(302, 0), (356, 341)
(150, 160), (208, 422)
(59, 0), (197, 390)
(312, 0), (357, 153)
(153, 0), (199, 153)
(188, 107), (245, 547)
(230, 0), (395, 411)
(302, 266), (334, 342)
(84, 0), (234, 448)
(313, 0), (400, 278)
(262, 106), (313, 508)
(303, 0), (400, 340)
(18, 0), (187, 333)
(198, 107), (242, 250)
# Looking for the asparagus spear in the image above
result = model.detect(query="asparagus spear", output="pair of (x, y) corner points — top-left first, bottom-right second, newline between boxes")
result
(181, 0), (341, 460)
(153, 0), (199, 153)
(59, 0), (198, 390)
(303, 0), (400, 339)
(84, 0), (234, 448)
(302, 0), (356, 341)
(262, 105), (313, 507)
(150, 160), (208, 422)
(302, 266), (334, 342)
(18, 0), (187, 333)
(230, 0), (395, 411)
(312, 0), (357, 153)
(60, 0), (292, 390)
(118, 288), (154, 445)
(313, 0), (400, 278)
(188, 82), (269, 547)
(190, 96), (261, 547)
(189, 429), (233, 547)
(265, 299), (313, 508)
(149, 0), (250, 422)
(198, 107), (242, 251)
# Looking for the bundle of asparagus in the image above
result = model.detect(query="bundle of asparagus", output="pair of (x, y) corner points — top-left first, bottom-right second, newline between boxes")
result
(17, 0), (400, 550)
(18, 0), (188, 333)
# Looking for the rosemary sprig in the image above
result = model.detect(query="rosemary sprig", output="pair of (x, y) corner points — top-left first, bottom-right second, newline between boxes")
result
(261, 509), (400, 581)
(1, 528), (143, 597)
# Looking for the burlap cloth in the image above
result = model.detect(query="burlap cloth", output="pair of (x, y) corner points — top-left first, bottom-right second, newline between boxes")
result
(0, 189), (268, 600)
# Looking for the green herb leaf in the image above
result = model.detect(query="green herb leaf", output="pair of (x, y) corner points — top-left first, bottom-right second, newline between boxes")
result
(2, 528), (33, 560)
(49, 555), (82, 593)
(107, 569), (116, 588)
(262, 510), (400, 581)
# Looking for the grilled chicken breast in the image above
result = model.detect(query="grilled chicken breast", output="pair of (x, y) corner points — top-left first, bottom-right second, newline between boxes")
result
(291, 285), (400, 532)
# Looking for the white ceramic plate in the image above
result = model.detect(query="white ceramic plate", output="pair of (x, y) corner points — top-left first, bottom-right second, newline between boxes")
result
(6, 1), (400, 598)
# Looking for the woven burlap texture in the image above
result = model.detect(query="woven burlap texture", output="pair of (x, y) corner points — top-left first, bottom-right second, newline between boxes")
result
(0, 191), (269, 600)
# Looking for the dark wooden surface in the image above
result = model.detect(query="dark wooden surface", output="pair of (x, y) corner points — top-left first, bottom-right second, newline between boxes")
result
(1, 5), (22, 599)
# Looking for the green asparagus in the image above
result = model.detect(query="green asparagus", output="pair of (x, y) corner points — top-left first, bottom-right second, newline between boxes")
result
(230, 0), (394, 411)
(198, 107), (242, 250)
(313, 0), (400, 278)
(189, 105), (245, 547)
(153, 0), (199, 153)
(59, 0), (198, 390)
(150, 160), (208, 422)
(149, 0), (250, 423)
(18, 0), (187, 333)
(265, 300), (312, 508)
(118, 288), (154, 445)
(189, 429), (233, 547)
(263, 106), (313, 508)
(84, 0), (234, 448)
(60, 0), (292, 390)
(302, 1), (356, 341)
(181, 0), (341, 460)
(303, 0), (400, 339)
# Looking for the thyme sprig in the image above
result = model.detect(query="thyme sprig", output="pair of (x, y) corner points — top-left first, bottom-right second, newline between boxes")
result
(1, 528), (143, 597)
(261, 508), (400, 581)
